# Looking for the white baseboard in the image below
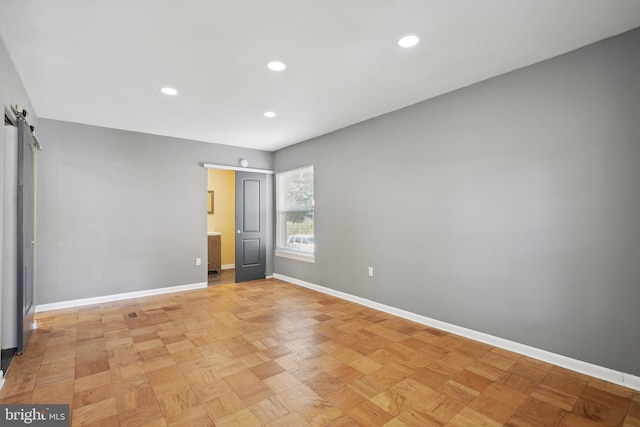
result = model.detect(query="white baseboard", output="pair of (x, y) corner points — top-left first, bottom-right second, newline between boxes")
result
(273, 273), (640, 391)
(35, 282), (208, 313)
(221, 264), (235, 270)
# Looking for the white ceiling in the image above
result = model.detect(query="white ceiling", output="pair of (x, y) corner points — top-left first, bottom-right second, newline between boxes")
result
(1, 1), (639, 152)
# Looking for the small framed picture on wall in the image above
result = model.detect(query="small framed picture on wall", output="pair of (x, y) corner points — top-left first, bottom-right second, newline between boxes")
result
(207, 191), (214, 214)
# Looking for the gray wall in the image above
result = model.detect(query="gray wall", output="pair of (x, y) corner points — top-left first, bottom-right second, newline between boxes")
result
(274, 28), (640, 376)
(1, 36), (37, 350)
(37, 119), (274, 304)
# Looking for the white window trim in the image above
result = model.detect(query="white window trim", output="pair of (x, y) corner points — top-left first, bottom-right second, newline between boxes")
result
(276, 165), (315, 263)
(275, 248), (315, 263)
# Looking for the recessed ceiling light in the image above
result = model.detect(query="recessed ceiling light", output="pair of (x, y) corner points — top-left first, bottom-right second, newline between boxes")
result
(264, 111), (277, 118)
(160, 87), (178, 95)
(267, 61), (287, 71)
(398, 35), (419, 48)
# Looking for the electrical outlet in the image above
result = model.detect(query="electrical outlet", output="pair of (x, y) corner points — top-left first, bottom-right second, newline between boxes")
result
(368, 267), (374, 277)
(195, 258), (202, 266)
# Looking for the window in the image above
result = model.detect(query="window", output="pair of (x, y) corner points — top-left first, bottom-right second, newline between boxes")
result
(276, 165), (315, 262)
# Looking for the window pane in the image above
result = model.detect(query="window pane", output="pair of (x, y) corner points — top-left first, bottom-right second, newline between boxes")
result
(277, 166), (314, 256)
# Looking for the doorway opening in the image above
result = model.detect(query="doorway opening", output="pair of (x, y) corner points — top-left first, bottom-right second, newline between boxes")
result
(204, 163), (272, 283)
(207, 168), (236, 285)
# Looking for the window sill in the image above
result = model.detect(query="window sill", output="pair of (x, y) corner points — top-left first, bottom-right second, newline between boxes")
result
(275, 249), (315, 263)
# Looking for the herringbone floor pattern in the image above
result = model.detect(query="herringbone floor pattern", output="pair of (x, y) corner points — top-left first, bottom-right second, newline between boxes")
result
(0, 279), (638, 426)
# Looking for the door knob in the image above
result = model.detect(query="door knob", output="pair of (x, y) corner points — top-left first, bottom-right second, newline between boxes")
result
(237, 230), (241, 234)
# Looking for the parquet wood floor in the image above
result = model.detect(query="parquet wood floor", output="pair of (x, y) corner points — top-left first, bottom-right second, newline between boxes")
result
(1, 279), (638, 426)
(208, 269), (235, 286)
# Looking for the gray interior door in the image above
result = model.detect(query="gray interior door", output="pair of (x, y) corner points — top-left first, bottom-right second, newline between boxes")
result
(235, 171), (266, 282)
(17, 118), (36, 353)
